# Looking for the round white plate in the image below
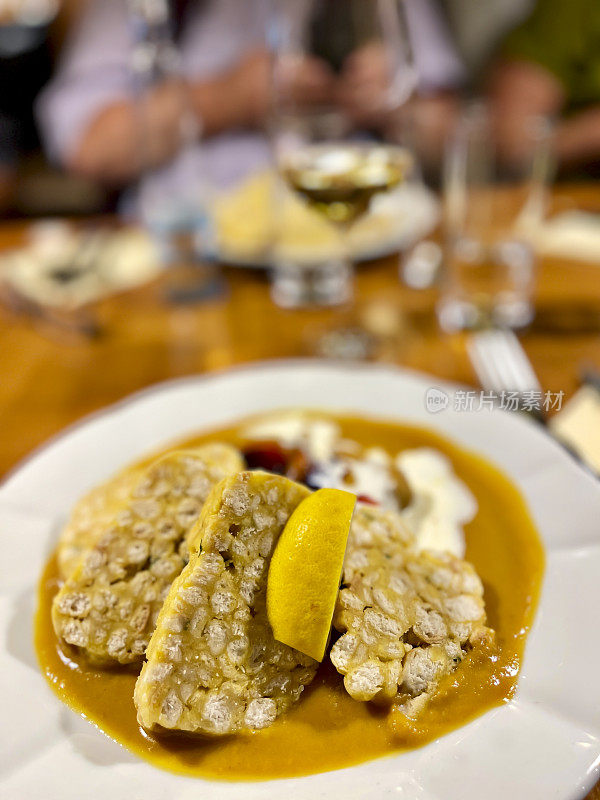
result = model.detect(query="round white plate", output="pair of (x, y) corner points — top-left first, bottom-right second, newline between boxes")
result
(1, 361), (599, 800)
(217, 183), (440, 268)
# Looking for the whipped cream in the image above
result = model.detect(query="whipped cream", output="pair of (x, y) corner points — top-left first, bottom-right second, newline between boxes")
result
(242, 413), (340, 463)
(396, 448), (477, 558)
(308, 456), (399, 507)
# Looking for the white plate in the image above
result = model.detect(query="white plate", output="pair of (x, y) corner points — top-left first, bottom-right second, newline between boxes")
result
(1, 361), (599, 800)
(217, 183), (440, 268)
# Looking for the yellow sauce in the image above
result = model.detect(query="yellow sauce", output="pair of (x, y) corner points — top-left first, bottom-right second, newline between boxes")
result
(35, 413), (545, 781)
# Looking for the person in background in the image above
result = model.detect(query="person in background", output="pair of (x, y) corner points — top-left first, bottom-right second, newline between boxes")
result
(37, 0), (464, 207)
(488, 0), (600, 173)
(441, 0), (534, 76)
(334, 0), (465, 178)
(0, 3), (55, 214)
(38, 0), (280, 194)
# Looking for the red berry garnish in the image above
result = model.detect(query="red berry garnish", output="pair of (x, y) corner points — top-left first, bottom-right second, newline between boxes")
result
(357, 494), (377, 505)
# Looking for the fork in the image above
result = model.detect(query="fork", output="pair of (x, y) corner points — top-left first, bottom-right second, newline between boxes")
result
(467, 329), (542, 395)
(466, 329), (544, 421)
(467, 329), (600, 479)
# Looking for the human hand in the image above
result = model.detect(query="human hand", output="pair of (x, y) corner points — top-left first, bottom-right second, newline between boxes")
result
(277, 54), (336, 109)
(228, 50), (272, 127)
(145, 79), (192, 162)
(336, 41), (392, 128)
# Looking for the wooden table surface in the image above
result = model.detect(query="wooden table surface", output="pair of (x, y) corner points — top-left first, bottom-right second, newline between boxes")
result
(1, 183), (599, 797)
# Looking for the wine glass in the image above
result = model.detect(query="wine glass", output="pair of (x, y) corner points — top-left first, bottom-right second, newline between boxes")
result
(269, 0), (416, 315)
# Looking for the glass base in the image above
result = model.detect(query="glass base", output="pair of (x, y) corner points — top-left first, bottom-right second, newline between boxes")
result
(314, 325), (375, 360)
(164, 266), (224, 305)
(271, 259), (352, 309)
(437, 294), (534, 332)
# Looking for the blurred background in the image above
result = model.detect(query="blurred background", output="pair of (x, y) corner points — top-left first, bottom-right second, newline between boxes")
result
(3, 0), (598, 218)
(1, 0), (600, 493)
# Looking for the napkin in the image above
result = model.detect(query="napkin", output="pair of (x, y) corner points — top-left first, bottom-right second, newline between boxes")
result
(525, 211), (600, 264)
(550, 384), (600, 474)
(0, 222), (161, 309)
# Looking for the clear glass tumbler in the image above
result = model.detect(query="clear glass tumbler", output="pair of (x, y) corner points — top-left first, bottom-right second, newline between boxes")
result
(129, 0), (221, 304)
(437, 103), (553, 332)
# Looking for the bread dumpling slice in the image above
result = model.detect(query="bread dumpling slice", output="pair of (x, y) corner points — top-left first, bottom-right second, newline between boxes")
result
(57, 462), (144, 580)
(52, 445), (244, 665)
(330, 504), (494, 714)
(134, 471), (318, 736)
(56, 443), (244, 580)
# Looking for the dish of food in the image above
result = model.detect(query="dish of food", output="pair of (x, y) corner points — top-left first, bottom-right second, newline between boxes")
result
(213, 171), (439, 266)
(2, 362), (599, 799)
(0, 222), (161, 310)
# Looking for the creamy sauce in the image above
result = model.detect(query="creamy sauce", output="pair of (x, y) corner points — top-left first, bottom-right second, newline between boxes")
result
(35, 413), (545, 781)
(241, 412), (476, 554)
(242, 412), (342, 463)
(397, 448), (477, 557)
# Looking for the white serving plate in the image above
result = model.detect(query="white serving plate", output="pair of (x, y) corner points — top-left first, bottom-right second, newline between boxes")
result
(217, 183), (440, 267)
(1, 361), (599, 800)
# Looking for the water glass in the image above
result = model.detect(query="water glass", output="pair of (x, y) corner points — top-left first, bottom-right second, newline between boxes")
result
(128, 0), (220, 303)
(437, 104), (553, 331)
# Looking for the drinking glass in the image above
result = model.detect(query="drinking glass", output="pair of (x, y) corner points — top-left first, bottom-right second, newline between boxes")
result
(269, 0), (415, 309)
(437, 103), (553, 332)
(128, 0), (221, 303)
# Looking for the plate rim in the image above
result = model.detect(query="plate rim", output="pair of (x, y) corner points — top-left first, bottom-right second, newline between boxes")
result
(2, 357), (593, 492)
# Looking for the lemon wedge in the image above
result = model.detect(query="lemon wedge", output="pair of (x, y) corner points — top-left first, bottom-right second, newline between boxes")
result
(267, 488), (356, 661)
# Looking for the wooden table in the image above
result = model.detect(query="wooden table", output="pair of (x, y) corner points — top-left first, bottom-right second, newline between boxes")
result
(1, 184), (599, 797)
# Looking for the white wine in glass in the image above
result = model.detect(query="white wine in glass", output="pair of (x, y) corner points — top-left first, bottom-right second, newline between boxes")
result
(282, 142), (411, 226)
